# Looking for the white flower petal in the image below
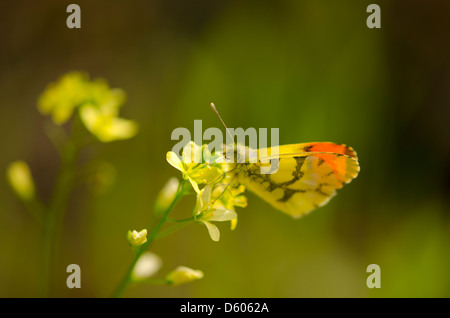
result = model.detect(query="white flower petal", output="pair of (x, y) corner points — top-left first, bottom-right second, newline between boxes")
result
(188, 177), (201, 194)
(182, 141), (202, 164)
(201, 184), (212, 204)
(166, 151), (184, 172)
(209, 209), (237, 222)
(194, 191), (203, 215)
(201, 221), (220, 242)
(132, 252), (163, 280)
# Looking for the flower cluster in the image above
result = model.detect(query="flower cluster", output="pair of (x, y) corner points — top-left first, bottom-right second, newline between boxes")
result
(38, 71), (138, 142)
(6, 72), (144, 296)
(166, 142), (223, 193)
(166, 142), (247, 241)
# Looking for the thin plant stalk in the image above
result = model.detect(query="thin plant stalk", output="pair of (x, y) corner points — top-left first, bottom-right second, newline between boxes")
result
(40, 140), (79, 297)
(40, 117), (87, 297)
(112, 181), (187, 298)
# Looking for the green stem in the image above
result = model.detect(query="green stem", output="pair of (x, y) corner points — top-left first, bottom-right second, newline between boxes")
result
(154, 221), (193, 241)
(112, 181), (186, 298)
(40, 140), (79, 297)
(40, 115), (93, 297)
(166, 216), (195, 223)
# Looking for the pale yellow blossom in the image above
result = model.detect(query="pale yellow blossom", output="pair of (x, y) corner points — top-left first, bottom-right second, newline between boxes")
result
(132, 252), (163, 281)
(195, 185), (237, 242)
(166, 142), (223, 194)
(127, 229), (148, 246)
(166, 266), (204, 286)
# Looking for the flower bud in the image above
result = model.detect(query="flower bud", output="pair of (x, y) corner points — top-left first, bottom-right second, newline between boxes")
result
(154, 177), (179, 214)
(6, 161), (35, 201)
(166, 266), (204, 286)
(132, 252), (162, 281)
(127, 229), (148, 246)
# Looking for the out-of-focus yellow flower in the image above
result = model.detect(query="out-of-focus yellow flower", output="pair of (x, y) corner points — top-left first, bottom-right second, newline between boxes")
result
(154, 177), (179, 214)
(38, 71), (138, 142)
(38, 71), (89, 124)
(6, 161), (35, 201)
(79, 104), (138, 142)
(166, 142), (223, 193)
(87, 79), (126, 113)
(195, 185), (237, 242)
(127, 229), (148, 246)
(132, 252), (163, 281)
(166, 266), (204, 286)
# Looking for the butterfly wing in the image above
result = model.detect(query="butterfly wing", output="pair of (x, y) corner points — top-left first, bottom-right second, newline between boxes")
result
(236, 142), (359, 218)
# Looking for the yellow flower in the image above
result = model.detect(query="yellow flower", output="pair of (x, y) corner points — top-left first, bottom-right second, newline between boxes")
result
(132, 252), (163, 281)
(195, 185), (237, 242)
(211, 183), (247, 230)
(87, 79), (126, 114)
(38, 71), (89, 124)
(38, 71), (138, 143)
(78, 79), (137, 142)
(166, 142), (223, 193)
(166, 266), (204, 286)
(212, 183), (247, 210)
(6, 161), (35, 201)
(79, 104), (138, 142)
(127, 229), (148, 246)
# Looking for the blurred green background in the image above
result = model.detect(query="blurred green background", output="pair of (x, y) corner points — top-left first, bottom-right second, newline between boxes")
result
(1, 0), (449, 297)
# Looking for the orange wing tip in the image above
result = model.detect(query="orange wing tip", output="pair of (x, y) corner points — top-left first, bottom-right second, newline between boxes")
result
(303, 142), (358, 159)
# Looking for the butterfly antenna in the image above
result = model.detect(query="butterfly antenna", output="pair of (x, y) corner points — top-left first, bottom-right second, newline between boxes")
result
(210, 176), (236, 206)
(206, 167), (237, 185)
(210, 103), (234, 144)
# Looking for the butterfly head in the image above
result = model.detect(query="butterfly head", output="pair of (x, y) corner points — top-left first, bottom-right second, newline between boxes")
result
(222, 143), (258, 165)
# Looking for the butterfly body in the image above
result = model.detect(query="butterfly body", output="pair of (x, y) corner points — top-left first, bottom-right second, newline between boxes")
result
(226, 142), (360, 218)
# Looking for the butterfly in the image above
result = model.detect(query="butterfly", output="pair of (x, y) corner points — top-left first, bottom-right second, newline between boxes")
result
(225, 141), (359, 218)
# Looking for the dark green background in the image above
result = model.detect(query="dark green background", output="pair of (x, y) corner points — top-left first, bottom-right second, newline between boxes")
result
(1, 1), (449, 297)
